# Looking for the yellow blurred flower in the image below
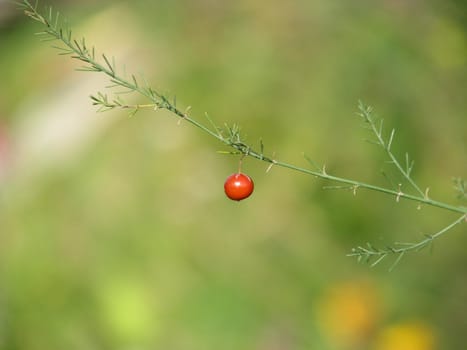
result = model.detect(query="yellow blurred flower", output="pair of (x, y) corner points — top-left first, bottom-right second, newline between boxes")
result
(373, 321), (436, 350)
(316, 279), (381, 348)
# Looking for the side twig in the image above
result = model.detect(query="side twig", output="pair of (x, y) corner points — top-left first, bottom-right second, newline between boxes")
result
(347, 214), (466, 270)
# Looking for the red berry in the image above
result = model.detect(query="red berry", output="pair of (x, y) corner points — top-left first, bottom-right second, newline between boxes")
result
(224, 173), (254, 201)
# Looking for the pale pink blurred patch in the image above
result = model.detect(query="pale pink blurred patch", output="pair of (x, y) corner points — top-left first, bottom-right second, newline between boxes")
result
(0, 121), (12, 182)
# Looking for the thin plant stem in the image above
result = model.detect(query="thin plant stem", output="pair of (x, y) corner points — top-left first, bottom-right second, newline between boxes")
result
(348, 214), (466, 270)
(358, 102), (425, 197)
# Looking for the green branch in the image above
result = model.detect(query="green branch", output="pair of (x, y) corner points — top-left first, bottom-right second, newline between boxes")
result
(348, 214), (466, 270)
(18, 0), (466, 267)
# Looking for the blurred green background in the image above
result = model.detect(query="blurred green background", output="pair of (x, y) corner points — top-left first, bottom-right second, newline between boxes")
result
(0, 0), (466, 349)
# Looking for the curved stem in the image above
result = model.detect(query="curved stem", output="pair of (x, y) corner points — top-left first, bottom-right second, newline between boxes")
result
(348, 214), (466, 269)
